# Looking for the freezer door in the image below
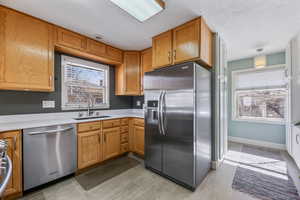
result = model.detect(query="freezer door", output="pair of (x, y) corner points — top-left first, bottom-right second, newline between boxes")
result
(161, 89), (195, 187)
(145, 91), (163, 172)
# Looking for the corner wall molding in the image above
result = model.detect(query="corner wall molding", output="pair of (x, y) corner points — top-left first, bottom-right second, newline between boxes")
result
(228, 136), (286, 150)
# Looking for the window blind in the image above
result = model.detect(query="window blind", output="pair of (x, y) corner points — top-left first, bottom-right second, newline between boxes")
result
(234, 67), (287, 90)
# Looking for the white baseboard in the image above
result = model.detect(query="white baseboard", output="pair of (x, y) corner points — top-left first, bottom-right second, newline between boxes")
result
(228, 136), (286, 150)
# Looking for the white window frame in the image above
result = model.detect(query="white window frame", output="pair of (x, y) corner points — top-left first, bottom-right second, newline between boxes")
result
(232, 64), (287, 125)
(61, 55), (110, 110)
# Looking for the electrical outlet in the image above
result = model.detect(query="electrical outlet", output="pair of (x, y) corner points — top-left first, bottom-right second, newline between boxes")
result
(136, 100), (141, 106)
(42, 100), (55, 108)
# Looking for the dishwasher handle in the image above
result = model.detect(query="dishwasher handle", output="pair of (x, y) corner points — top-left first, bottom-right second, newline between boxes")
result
(27, 127), (74, 135)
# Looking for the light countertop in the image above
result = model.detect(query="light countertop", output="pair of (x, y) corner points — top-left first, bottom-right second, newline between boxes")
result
(0, 109), (144, 132)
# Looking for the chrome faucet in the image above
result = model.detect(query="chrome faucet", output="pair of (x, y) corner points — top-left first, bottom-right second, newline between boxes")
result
(87, 95), (94, 116)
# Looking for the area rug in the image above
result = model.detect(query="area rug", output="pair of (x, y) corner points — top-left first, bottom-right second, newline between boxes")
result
(75, 156), (140, 190)
(231, 145), (300, 200)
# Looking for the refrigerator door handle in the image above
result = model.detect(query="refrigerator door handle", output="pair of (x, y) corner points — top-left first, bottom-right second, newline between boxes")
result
(161, 91), (167, 136)
(158, 91), (163, 135)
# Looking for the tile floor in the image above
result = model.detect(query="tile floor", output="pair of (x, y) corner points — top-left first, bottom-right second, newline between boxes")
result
(19, 142), (298, 200)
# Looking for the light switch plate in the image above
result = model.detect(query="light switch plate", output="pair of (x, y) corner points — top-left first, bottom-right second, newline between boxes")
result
(42, 100), (55, 108)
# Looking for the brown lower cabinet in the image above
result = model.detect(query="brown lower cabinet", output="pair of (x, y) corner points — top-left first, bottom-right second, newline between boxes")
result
(103, 127), (121, 160)
(133, 126), (145, 156)
(77, 130), (102, 170)
(77, 118), (144, 171)
(0, 131), (22, 198)
(132, 118), (145, 156)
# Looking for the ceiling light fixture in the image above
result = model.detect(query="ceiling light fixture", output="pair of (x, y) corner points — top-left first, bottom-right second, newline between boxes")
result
(255, 55), (266, 68)
(254, 48), (266, 68)
(109, 0), (165, 22)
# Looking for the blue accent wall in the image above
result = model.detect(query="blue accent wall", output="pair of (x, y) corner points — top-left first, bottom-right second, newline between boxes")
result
(228, 52), (286, 144)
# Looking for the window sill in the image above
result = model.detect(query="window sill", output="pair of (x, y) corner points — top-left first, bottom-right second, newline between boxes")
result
(232, 118), (285, 125)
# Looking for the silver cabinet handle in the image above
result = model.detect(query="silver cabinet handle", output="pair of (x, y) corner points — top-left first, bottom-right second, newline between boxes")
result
(0, 156), (12, 196)
(27, 127), (73, 135)
(296, 134), (300, 144)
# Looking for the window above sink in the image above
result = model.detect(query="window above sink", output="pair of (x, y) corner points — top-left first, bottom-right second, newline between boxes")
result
(61, 55), (110, 110)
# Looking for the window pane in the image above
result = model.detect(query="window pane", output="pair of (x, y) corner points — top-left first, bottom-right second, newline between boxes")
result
(65, 64), (105, 88)
(236, 89), (286, 121)
(66, 86), (104, 106)
(235, 67), (286, 90)
(61, 56), (109, 110)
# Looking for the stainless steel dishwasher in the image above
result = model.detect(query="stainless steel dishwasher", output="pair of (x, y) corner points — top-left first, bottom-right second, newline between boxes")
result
(23, 124), (77, 191)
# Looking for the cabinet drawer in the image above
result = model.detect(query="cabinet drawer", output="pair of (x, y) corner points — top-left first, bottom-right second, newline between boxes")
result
(78, 121), (101, 133)
(120, 143), (129, 153)
(120, 126), (129, 133)
(134, 118), (144, 127)
(120, 133), (129, 143)
(103, 119), (121, 129)
(121, 118), (129, 125)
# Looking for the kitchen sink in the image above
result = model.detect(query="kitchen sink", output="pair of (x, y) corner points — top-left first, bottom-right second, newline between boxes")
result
(73, 116), (111, 120)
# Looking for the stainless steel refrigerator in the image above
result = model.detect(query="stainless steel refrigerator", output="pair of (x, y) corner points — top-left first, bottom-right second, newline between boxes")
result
(144, 62), (211, 191)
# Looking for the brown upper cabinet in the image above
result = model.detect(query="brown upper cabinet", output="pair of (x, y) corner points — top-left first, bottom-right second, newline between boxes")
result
(56, 27), (87, 51)
(55, 27), (123, 64)
(87, 39), (106, 57)
(0, 7), (54, 92)
(125, 51), (141, 95)
(115, 51), (141, 96)
(173, 19), (200, 64)
(152, 17), (213, 69)
(152, 30), (173, 69)
(140, 48), (153, 94)
(106, 46), (123, 63)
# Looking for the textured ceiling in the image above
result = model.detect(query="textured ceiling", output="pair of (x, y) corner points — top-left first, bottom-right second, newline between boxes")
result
(1, 0), (300, 60)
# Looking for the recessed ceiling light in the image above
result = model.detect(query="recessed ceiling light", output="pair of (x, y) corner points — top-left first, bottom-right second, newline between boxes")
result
(109, 0), (165, 22)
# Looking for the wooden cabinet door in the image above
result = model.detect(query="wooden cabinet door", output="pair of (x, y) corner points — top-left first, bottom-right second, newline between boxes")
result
(106, 46), (123, 63)
(200, 19), (213, 67)
(141, 48), (152, 94)
(0, 8), (54, 92)
(77, 130), (102, 170)
(133, 126), (145, 155)
(103, 127), (120, 160)
(87, 39), (106, 57)
(0, 131), (22, 197)
(56, 27), (87, 51)
(173, 19), (200, 64)
(152, 30), (173, 69)
(124, 51), (141, 95)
